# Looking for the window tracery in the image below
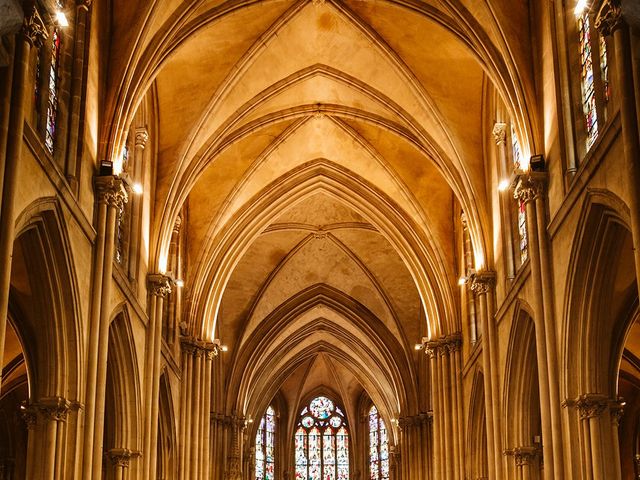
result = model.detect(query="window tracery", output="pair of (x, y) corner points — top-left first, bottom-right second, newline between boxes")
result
(295, 396), (349, 480)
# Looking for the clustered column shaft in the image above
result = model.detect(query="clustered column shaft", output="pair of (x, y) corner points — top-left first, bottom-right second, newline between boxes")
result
(470, 272), (503, 480)
(426, 333), (464, 480)
(82, 175), (128, 480)
(178, 337), (217, 479)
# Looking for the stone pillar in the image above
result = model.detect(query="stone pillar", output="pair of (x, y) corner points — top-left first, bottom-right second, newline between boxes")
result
(65, 0), (92, 189)
(226, 416), (245, 480)
(610, 400), (624, 480)
(596, 0), (640, 304)
(470, 272), (502, 480)
(514, 171), (563, 480)
(21, 403), (38, 480)
(38, 397), (71, 480)
(107, 448), (136, 480)
(513, 446), (540, 480)
(144, 273), (172, 480)
(80, 176), (127, 480)
(576, 394), (609, 480)
(492, 122), (516, 280)
(0, 4), (47, 395)
(425, 334), (463, 480)
(127, 127), (148, 280)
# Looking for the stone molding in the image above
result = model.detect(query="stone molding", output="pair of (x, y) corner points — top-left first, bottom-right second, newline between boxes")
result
(425, 333), (462, 357)
(398, 411), (432, 427)
(595, 0), (623, 36)
(107, 448), (140, 468)
(22, 5), (48, 47)
(469, 270), (496, 295)
(180, 335), (220, 357)
(492, 122), (507, 146)
(575, 393), (610, 419)
(147, 273), (172, 298)
(94, 175), (128, 213)
(134, 128), (149, 149)
(514, 172), (547, 205)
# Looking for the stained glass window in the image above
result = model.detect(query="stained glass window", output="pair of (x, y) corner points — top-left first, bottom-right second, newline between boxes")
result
(518, 199), (528, 264)
(511, 125), (528, 264)
(45, 28), (62, 153)
(255, 406), (276, 480)
(599, 34), (610, 103)
(295, 396), (349, 480)
(578, 12), (599, 151)
(368, 406), (389, 480)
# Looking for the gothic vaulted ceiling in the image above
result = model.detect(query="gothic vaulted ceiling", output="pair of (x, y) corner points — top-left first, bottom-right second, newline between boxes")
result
(105, 0), (535, 423)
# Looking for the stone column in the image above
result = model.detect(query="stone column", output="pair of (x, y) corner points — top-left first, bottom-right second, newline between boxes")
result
(576, 394), (609, 480)
(202, 346), (216, 480)
(610, 400), (624, 480)
(596, 0), (640, 305)
(514, 174), (557, 480)
(513, 446), (540, 480)
(0, 4), (47, 395)
(426, 342), (442, 480)
(471, 272), (502, 480)
(226, 416), (245, 480)
(127, 128), (148, 281)
(38, 397), (71, 480)
(179, 340), (194, 480)
(107, 448), (135, 480)
(65, 0), (92, 189)
(492, 122), (516, 280)
(87, 176), (128, 480)
(21, 403), (38, 480)
(145, 273), (172, 480)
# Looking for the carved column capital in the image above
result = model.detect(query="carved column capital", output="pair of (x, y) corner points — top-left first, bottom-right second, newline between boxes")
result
(513, 446), (539, 466)
(94, 175), (128, 213)
(21, 5), (48, 47)
(492, 122), (507, 146)
(443, 333), (462, 353)
(107, 448), (138, 468)
(595, 0), (623, 36)
(38, 396), (72, 422)
(147, 273), (172, 298)
(134, 128), (149, 150)
(20, 402), (38, 428)
(424, 341), (440, 359)
(576, 393), (609, 419)
(76, 0), (93, 9)
(470, 271), (496, 295)
(514, 172), (547, 205)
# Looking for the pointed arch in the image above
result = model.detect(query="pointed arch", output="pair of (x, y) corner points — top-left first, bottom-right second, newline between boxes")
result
(563, 190), (635, 399)
(191, 160), (455, 341)
(12, 198), (82, 401)
(105, 307), (142, 452)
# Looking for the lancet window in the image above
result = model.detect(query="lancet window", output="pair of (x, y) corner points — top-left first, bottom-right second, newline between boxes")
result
(255, 405), (276, 480)
(295, 396), (349, 480)
(368, 405), (389, 480)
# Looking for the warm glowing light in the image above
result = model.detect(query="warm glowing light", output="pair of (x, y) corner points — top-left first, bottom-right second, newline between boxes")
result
(414, 343), (423, 351)
(132, 182), (143, 195)
(158, 255), (168, 274)
(221, 345), (228, 352)
(574, 0), (588, 16)
(55, 11), (69, 27)
(498, 179), (510, 192)
(458, 276), (467, 286)
(175, 279), (184, 288)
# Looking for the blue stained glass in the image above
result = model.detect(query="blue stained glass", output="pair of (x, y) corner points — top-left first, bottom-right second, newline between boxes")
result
(578, 12), (599, 150)
(369, 405), (389, 480)
(45, 28), (62, 153)
(296, 396), (349, 479)
(255, 405), (276, 480)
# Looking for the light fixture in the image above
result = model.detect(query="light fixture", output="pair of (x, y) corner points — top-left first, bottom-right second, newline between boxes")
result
(221, 345), (228, 352)
(574, 0), (588, 16)
(458, 276), (467, 286)
(132, 182), (143, 195)
(414, 343), (424, 351)
(175, 279), (184, 288)
(498, 179), (510, 192)
(56, 11), (69, 27)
